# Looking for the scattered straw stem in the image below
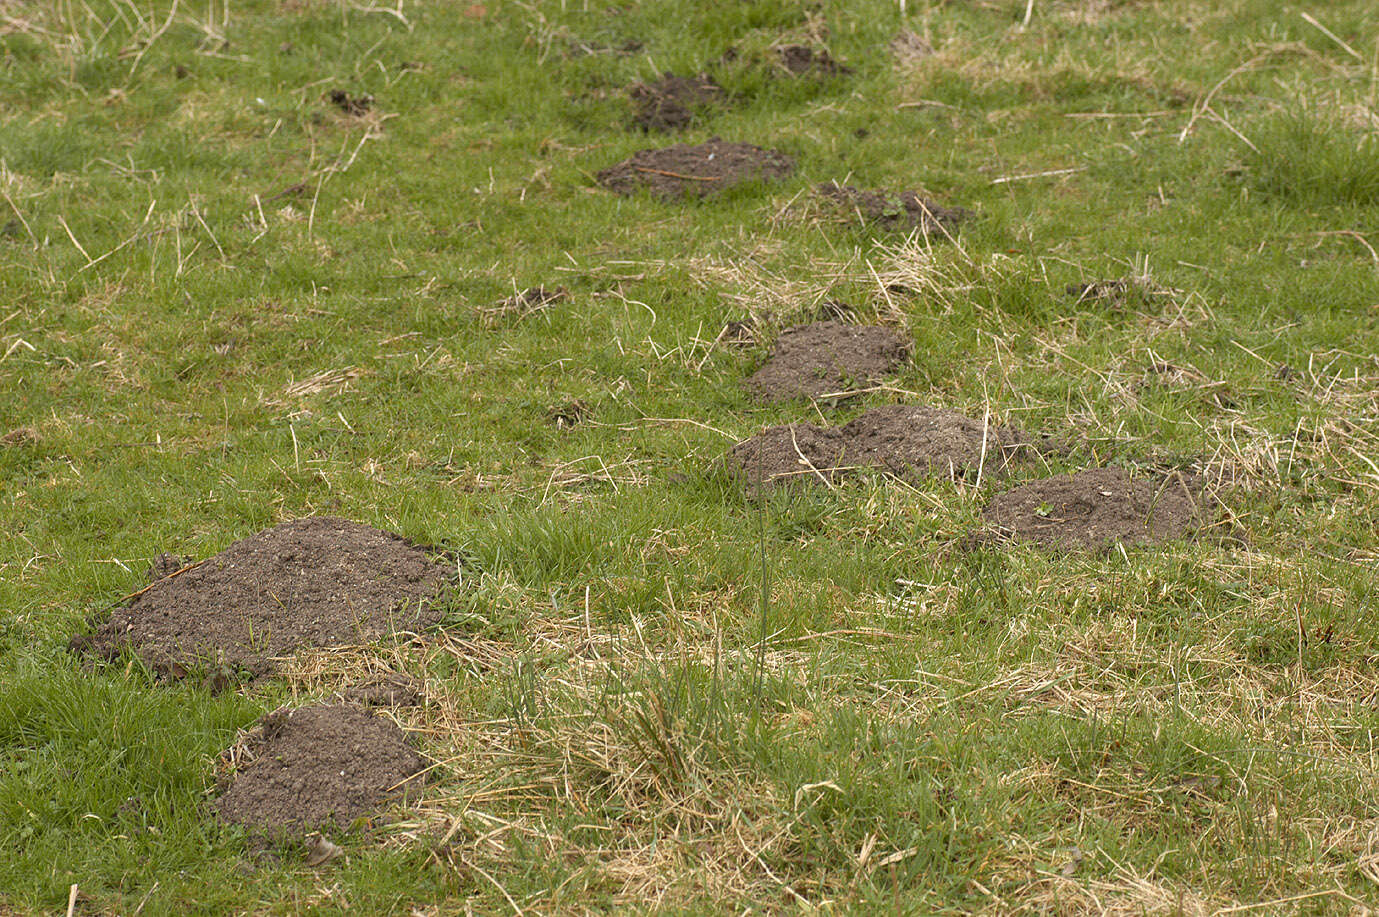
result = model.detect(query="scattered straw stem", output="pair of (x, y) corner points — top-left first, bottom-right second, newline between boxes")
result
(633, 167), (719, 182)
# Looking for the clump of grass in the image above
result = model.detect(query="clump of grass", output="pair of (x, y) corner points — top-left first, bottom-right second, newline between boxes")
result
(1247, 110), (1379, 207)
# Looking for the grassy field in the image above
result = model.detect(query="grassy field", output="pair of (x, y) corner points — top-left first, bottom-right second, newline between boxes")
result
(3, 0), (1379, 912)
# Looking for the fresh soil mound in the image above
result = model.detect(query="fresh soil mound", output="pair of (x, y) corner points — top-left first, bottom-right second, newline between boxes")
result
(838, 405), (1034, 478)
(981, 467), (1211, 549)
(597, 139), (795, 199)
(728, 405), (1036, 489)
(71, 517), (450, 678)
(629, 72), (722, 131)
(817, 182), (972, 235)
(744, 321), (911, 401)
(728, 422), (845, 488)
(214, 704), (425, 833)
(778, 45), (851, 76)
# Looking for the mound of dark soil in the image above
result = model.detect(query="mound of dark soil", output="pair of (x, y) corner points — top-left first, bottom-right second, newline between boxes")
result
(817, 182), (972, 235)
(728, 405), (1037, 489)
(214, 704), (425, 833)
(981, 467), (1211, 549)
(629, 72), (722, 131)
(839, 405), (1034, 477)
(778, 45), (851, 76)
(71, 517), (450, 678)
(729, 422), (845, 488)
(744, 321), (911, 401)
(597, 139), (795, 199)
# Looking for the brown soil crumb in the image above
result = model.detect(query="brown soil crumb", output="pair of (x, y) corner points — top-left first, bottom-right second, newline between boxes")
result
(597, 139), (795, 199)
(629, 72), (723, 131)
(981, 467), (1212, 549)
(71, 517), (450, 679)
(817, 182), (972, 234)
(728, 405), (1037, 489)
(327, 89), (372, 116)
(744, 321), (911, 401)
(214, 704), (425, 833)
(777, 45), (851, 76)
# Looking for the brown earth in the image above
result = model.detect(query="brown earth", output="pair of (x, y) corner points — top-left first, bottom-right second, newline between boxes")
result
(629, 72), (723, 131)
(817, 181), (972, 235)
(341, 672), (424, 708)
(728, 405), (1038, 489)
(213, 704), (426, 833)
(981, 467), (1212, 549)
(777, 45), (851, 76)
(70, 517), (451, 679)
(327, 89), (372, 116)
(744, 321), (911, 401)
(597, 139), (795, 199)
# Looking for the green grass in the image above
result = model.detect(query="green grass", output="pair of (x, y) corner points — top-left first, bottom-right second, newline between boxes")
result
(3, 0), (1379, 912)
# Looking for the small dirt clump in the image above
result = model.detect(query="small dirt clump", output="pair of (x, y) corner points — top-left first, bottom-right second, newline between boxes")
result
(629, 72), (723, 131)
(480, 286), (568, 325)
(744, 321), (910, 401)
(981, 467), (1212, 549)
(720, 319), (758, 348)
(71, 517), (450, 678)
(777, 45), (851, 76)
(214, 704), (425, 833)
(327, 89), (372, 116)
(597, 139), (795, 199)
(728, 405), (1037, 489)
(547, 399), (590, 429)
(146, 552), (191, 582)
(817, 182), (972, 235)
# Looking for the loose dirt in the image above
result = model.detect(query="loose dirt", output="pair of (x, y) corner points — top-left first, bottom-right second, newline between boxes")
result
(327, 89), (372, 116)
(777, 45), (851, 76)
(720, 319), (759, 348)
(342, 673), (424, 708)
(981, 467), (1212, 549)
(744, 321), (911, 401)
(629, 72), (723, 131)
(597, 139), (795, 199)
(817, 182), (972, 235)
(71, 517), (450, 679)
(214, 704), (426, 833)
(728, 405), (1038, 488)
